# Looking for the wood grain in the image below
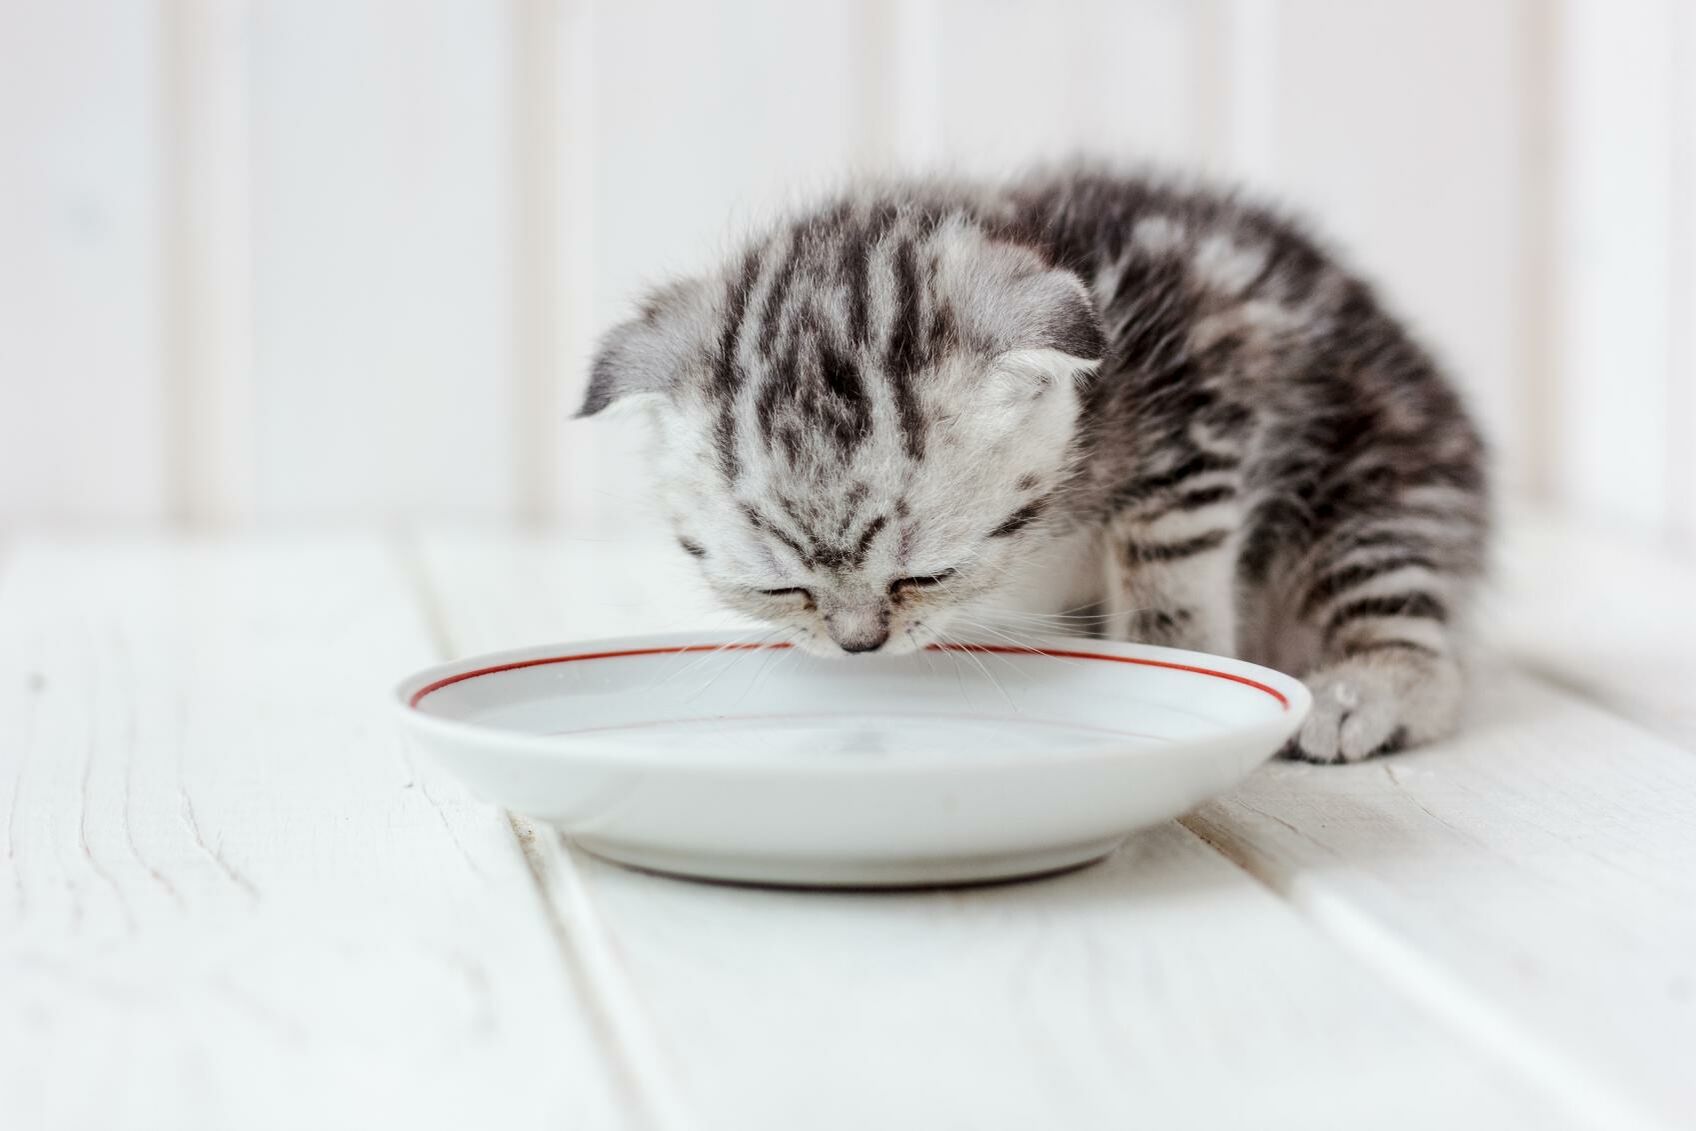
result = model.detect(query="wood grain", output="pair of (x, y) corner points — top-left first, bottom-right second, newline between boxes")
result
(0, 538), (624, 1128)
(1187, 666), (1696, 1130)
(413, 529), (1580, 1130)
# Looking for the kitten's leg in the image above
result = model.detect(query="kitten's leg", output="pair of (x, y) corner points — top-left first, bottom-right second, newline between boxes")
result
(1103, 473), (1244, 655)
(1279, 520), (1475, 763)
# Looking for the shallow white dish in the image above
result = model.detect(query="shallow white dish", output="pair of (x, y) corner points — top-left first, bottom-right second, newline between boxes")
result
(394, 632), (1311, 887)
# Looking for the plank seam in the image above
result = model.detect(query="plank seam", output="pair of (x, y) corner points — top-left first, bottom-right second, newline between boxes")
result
(390, 529), (457, 659)
(388, 529), (501, 874)
(1180, 809), (1672, 1131)
(514, 823), (698, 1131)
(391, 531), (693, 1128)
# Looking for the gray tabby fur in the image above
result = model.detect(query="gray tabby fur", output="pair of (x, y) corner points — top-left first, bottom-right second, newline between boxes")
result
(582, 168), (1489, 763)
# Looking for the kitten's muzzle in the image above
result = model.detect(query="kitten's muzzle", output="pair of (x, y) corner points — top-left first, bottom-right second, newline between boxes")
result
(822, 606), (891, 654)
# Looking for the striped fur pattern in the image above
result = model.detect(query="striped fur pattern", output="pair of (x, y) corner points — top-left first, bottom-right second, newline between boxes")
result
(583, 169), (1489, 762)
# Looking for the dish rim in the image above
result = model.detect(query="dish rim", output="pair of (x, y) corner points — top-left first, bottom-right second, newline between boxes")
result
(392, 630), (1312, 775)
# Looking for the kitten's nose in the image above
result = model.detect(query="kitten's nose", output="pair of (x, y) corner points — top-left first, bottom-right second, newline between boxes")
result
(824, 609), (889, 654)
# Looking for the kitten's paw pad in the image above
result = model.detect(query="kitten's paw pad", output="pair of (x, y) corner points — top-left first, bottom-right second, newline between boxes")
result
(1284, 667), (1412, 764)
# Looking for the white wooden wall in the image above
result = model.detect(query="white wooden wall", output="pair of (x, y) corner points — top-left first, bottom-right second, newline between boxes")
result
(3, 0), (1693, 546)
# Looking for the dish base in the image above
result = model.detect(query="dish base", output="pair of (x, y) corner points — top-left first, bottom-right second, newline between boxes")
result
(574, 834), (1127, 888)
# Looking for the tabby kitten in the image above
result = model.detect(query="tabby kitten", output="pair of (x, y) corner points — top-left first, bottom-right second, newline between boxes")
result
(581, 169), (1488, 763)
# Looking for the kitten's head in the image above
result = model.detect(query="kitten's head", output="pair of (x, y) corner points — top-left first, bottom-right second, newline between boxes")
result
(582, 198), (1105, 655)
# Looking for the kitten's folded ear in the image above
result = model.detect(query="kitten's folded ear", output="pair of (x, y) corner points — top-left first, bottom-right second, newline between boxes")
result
(577, 319), (665, 417)
(992, 267), (1107, 366)
(577, 277), (711, 417)
(936, 232), (1106, 395)
(981, 269), (1106, 399)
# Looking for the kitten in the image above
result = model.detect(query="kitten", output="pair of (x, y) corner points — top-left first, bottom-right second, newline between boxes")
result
(581, 169), (1489, 763)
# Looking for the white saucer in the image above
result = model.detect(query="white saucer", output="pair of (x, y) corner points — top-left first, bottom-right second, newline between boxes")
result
(393, 632), (1311, 887)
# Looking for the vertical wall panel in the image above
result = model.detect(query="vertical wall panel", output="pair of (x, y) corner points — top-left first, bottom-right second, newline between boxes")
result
(512, 0), (566, 523)
(1209, 0), (1278, 179)
(249, 0), (516, 520)
(0, 2), (165, 522)
(584, 0), (866, 334)
(563, 0), (868, 525)
(1237, 0), (1532, 500)
(1553, 0), (1675, 534)
(1, 0), (1688, 533)
(162, 0), (256, 525)
(1672, 0), (1696, 550)
(916, 0), (1203, 170)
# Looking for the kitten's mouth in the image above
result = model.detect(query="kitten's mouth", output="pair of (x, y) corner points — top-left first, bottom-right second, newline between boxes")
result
(792, 623), (929, 658)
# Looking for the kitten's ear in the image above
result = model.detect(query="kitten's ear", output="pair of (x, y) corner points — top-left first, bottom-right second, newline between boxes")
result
(578, 319), (668, 417)
(976, 267), (1106, 407)
(991, 267), (1108, 367)
(987, 345), (1102, 400)
(578, 278), (711, 417)
(935, 233), (1106, 398)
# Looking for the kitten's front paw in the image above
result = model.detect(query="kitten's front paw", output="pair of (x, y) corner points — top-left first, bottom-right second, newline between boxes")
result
(1282, 654), (1460, 764)
(1284, 669), (1407, 763)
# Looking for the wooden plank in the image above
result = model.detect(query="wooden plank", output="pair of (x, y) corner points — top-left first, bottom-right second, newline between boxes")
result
(0, 1), (166, 522)
(0, 538), (625, 1128)
(1187, 666), (1696, 1130)
(1489, 508), (1696, 753)
(413, 530), (1580, 1130)
(248, 0), (516, 520)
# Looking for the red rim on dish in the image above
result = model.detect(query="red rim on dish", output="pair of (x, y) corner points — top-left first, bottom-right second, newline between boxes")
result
(407, 642), (1292, 711)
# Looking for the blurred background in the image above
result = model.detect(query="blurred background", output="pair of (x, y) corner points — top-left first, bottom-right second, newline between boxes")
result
(2, 0), (1692, 548)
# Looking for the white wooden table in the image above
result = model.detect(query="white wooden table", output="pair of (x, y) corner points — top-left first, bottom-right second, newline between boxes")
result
(3, 514), (1693, 1131)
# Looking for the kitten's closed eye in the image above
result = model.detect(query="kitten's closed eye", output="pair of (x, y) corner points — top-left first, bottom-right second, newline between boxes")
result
(889, 570), (956, 595)
(757, 586), (811, 599)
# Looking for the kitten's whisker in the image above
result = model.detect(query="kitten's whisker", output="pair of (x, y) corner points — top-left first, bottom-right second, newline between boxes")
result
(966, 630), (1039, 682)
(972, 602), (1124, 623)
(650, 629), (768, 692)
(725, 638), (781, 708)
(909, 625), (942, 678)
(732, 629), (801, 707)
(670, 629), (779, 700)
(939, 637), (975, 705)
(982, 608), (1121, 624)
(695, 628), (798, 705)
(951, 618), (1044, 652)
(945, 618), (1101, 672)
(940, 634), (1020, 712)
